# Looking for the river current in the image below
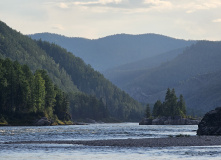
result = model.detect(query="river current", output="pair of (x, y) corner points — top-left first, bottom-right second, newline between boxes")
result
(0, 123), (220, 160)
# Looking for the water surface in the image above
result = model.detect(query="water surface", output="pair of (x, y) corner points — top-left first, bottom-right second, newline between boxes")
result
(0, 123), (220, 160)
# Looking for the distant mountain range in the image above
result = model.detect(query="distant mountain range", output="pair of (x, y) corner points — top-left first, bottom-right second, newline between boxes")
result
(30, 33), (195, 72)
(30, 33), (221, 116)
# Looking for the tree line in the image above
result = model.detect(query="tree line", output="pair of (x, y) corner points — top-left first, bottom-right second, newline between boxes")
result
(69, 93), (109, 120)
(146, 88), (186, 118)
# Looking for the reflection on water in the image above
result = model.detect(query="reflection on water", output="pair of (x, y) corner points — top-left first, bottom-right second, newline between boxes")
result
(0, 123), (220, 160)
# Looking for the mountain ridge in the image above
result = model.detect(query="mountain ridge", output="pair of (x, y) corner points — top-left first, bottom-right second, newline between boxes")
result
(104, 47), (185, 87)
(30, 32), (195, 71)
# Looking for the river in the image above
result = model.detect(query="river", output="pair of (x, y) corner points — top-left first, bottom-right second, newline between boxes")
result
(0, 123), (220, 160)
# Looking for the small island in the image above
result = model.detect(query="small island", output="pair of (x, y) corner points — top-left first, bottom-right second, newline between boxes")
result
(139, 88), (200, 125)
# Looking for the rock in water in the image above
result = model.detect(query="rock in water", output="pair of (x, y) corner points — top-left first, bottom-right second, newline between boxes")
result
(85, 118), (96, 123)
(197, 107), (221, 135)
(139, 118), (152, 125)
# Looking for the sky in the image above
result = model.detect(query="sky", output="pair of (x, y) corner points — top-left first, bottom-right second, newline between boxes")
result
(0, 0), (221, 40)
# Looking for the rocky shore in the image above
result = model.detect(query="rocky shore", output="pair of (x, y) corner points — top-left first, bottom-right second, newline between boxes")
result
(139, 116), (200, 125)
(197, 107), (221, 135)
(4, 136), (221, 147)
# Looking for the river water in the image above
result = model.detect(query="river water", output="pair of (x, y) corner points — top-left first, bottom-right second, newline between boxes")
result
(0, 123), (220, 160)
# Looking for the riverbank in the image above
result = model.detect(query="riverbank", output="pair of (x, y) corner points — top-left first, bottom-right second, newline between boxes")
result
(4, 136), (221, 147)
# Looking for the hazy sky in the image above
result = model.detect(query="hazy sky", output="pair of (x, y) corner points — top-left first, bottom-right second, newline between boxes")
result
(1, 0), (221, 40)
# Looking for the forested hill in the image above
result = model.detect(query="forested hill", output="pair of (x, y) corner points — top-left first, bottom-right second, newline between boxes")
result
(0, 22), (77, 94)
(0, 21), (143, 121)
(30, 33), (195, 71)
(36, 40), (143, 120)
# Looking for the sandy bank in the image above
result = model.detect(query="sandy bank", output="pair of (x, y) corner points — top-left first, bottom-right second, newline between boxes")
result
(4, 136), (221, 147)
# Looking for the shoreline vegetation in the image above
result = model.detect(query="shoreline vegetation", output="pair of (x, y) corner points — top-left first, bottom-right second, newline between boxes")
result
(0, 117), (121, 126)
(4, 136), (221, 147)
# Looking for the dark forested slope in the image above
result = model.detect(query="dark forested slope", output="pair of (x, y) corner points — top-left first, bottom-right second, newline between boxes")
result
(30, 33), (195, 71)
(36, 40), (143, 120)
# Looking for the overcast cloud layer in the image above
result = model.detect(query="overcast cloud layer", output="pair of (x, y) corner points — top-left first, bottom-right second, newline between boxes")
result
(0, 0), (221, 40)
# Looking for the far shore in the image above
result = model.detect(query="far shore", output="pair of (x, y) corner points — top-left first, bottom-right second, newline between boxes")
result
(4, 136), (221, 147)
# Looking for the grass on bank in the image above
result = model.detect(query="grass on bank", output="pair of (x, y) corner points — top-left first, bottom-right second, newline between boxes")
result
(0, 115), (8, 126)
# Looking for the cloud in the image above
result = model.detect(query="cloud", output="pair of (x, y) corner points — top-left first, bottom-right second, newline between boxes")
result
(47, 0), (139, 14)
(67, 0), (176, 13)
(98, 0), (122, 4)
(47, 0), (176, 14)
(48, 0), (126, 14)
(212, 19), (221, 23)
(2, 0), (221, 40)
(72, 0), (123, 6)
(143, 0), (173, 8)
(58, 2), (69, 9)
(185, 1), (221, 13)
(51, 24), (64, 30)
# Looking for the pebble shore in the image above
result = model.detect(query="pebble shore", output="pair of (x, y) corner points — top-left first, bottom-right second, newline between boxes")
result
(4, 136), (221, 147)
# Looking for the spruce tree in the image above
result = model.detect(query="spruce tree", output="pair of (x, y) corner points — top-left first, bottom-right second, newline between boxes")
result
(145, 104), (151, 118)
(38, 70), (56, 118)
(177, 94), (186, 117)
(33, 71), (46, 113)
(170, 88), (178, 116)
(152, 100), (162, 117)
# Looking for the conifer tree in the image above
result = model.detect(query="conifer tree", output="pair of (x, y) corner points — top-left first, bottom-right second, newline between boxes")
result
(21, 64), (34, 112)
(152, 100), (162, 117)
(33, 70), (46, 113)
(38, 70), (56, 118)
(170, 88), (178, 116)
(177, 94), (186, 117)
(151, 88), (186, 118)
(145, 104), (151, 118)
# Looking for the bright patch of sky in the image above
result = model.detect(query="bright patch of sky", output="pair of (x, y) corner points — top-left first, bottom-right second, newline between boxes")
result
(0, 0), (221, 40)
